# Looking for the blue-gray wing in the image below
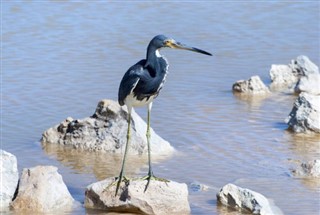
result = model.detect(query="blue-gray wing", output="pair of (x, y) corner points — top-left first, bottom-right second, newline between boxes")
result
(118, 60), (145, 106)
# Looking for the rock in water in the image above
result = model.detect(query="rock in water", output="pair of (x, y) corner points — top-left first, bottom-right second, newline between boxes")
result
(217, 183), (282, 215)
(85, 177), (190, 215)
(290, 55), (319, 77)
(294, 72), (320, 95)
(189, 181), (209, 192)
(270, 55), (319, 90)
(41, 99), (174, 155)
(285, 92), (320, 133)
(232, 76), (270, 95)
(293, 160), (320, 177)
(269, 64), (298, 89)
(11, 166), (76, 213)
(0, 150), (19, 209)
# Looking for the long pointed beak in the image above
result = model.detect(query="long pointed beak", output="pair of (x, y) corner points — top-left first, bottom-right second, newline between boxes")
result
(168, 40), (212, 56)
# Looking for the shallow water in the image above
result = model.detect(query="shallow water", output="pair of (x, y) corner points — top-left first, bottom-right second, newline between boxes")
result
(2, 2), (320, 215)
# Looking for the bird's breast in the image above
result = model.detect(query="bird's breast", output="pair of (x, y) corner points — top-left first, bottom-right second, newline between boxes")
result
(123, 56), (169, 108)
(125, 92), (156, 108)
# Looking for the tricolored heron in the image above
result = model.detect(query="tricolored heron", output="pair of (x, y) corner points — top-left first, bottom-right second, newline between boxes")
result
(116, 35), (212, 195)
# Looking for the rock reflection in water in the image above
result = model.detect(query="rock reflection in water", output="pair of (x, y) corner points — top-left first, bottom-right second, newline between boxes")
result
(297, 178), (320, 190)
(233, 92), (271, 109)
(85, 208), (138, 215)
(42, 142), (172, 181)
(285, 132), (320, 190)
(284, 131), (320, 160)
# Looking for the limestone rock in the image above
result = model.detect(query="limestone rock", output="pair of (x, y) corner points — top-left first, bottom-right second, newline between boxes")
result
(85, 177), (190, 215)
(217, 183), (282, 215)
(11, 166), (75, 212)
(294, 72), (320, 95)
(285, 92), (320, 133)
(41, 99), (174, 155)
(270, 55), (319, 90)
(232, 76), (270, 94)
(269, 64), (298, 89)
(290, 55), (319, 77)
(0, 150), (19, 209)
(293, 160), (320, 177)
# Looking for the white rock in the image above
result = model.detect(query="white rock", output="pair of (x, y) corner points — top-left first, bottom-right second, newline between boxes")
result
(285, 92), (320, 133)
(290, 55), (319, 76)
(41, 99), (174, 155)
(232, 76), (270, 94)
(85, 177), (190, 215)
(269, 55), (319, 90)
(217, 183), (282, 215)
(0, 150), (19, 209)
(269, 64), (298, 89)
(295, 72), (320, 95)
(11, 166), (76, 212)
(293, 160), (320, 177)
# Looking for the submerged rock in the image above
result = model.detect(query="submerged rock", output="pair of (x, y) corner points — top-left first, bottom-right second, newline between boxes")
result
(11, 166), (76, 213)
(0, 150), (19, 209)
(41, 99), (174, 155)
(285, 92), (320, 133)
(85, 177), (190, 215)
(217, 183), (282, 215)
(270, 55), (319, 90)
(232, 76), (270, 94)
(189, 181), (209, 192)
(293, 160), (320, 177)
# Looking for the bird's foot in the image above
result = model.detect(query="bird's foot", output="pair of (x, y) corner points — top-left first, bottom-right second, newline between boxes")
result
(139, 174), (170, 182)
(138, 172), (170, 192)
(104, 175), (130, 195)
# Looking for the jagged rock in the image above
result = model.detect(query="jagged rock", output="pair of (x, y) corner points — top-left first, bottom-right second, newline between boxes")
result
(217, 183), (282, 215)
(41, 99), (174, 155)
(11, 166), (76, 213)
(294, 72), (320, 95)
(270, 55), (319, 90)
(85, 177), (190, 215)
(0, 150), (19, 209)
(232, 76), (270, 94)
(290, 55), (319, 76)
(293, 160), (320, 177)
(285, 92), (320, 133)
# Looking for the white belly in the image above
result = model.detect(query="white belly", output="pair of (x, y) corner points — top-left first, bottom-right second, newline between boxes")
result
(124, 93), (155, 108)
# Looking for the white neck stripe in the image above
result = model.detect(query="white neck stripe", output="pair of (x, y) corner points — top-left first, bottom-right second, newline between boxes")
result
(155, 49), (162, 57)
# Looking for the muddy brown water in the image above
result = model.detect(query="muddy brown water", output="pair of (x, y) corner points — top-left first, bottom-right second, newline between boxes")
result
(2, 2), (320, 215)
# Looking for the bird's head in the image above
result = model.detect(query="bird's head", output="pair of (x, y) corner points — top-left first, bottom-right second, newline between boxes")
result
(149, 34), (212, 56)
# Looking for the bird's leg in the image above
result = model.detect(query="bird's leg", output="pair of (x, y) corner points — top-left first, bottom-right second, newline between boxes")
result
(145, 104), (153, 190)
(143, 103), (169, 192)
(114, 107), (132, 196)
